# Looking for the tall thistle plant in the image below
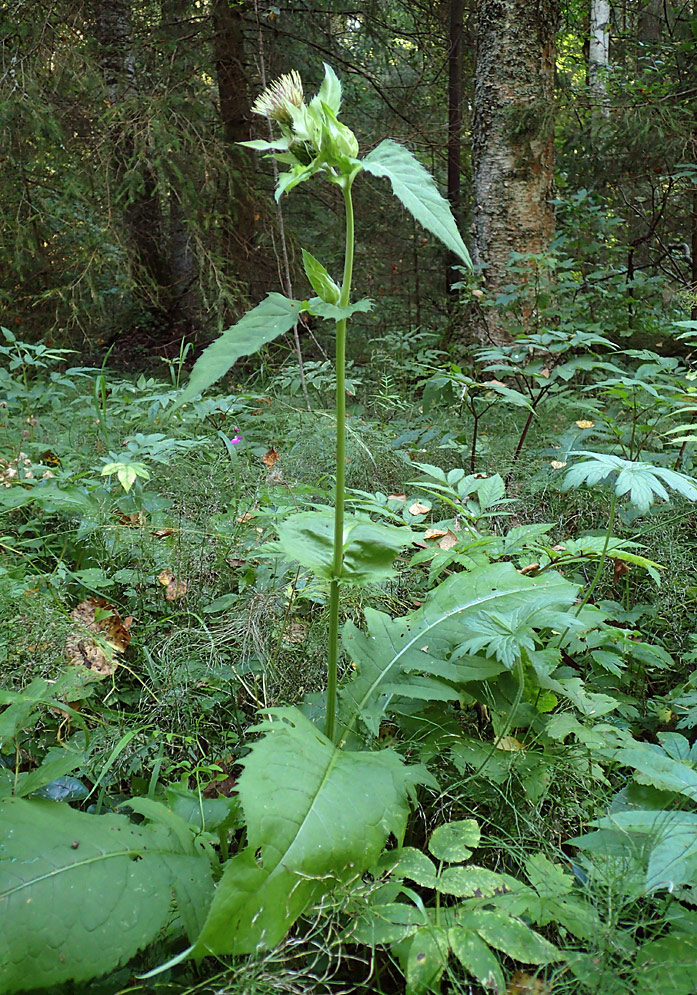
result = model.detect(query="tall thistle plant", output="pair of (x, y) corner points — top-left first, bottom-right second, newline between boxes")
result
(179, 65), (471, 742)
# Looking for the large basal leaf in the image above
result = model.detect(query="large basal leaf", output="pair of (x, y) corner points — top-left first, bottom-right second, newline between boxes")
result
(362, 140), (472, 267)
(341, 562), (579, 734)
(177, 293), (306, 404)
(589, 810), (697, 893)
(189, 707), (431, 956)
(0, 797), (214, 993)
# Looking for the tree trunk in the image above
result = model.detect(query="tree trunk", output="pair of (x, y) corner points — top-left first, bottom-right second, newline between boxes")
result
(471, 0), (560, 344)
(446, 0), (466, 296)
(589, 0), (611, 118)
(93, 0), (172, 303)
(211, 0), (258, 290)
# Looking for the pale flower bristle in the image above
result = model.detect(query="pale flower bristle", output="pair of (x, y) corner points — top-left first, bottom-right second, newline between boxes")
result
(251, 70), (304, 123)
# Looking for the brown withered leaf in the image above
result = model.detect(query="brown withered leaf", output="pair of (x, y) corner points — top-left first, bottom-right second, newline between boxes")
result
(423, 528), (448, 540)
(65, 597), (134, 677)
(262, 447), (280, 468)
(496, 736), (525, 752)
(237, 510), (256, 523)
(227, 557), (246, 569)
(150, 528), (174, 539)
(518, 562), (540, 576)
(613, 557), (631, 585)
(506, 971), (551, 995)
(408, 502), (431, 516)
(437, 530), (458, 551)
(158, 569), (188, 600)
(113, 510), (145, 527)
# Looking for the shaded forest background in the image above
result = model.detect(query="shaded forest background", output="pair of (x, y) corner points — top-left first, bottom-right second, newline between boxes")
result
(1, 0), (696, 362)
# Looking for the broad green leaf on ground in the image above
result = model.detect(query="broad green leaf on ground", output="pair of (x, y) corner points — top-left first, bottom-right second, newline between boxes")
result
(562, 452), (697, 512)
(341, 562), (580, 734)
(177, 294), (306, 405)
(189, 707), (432, 956)
(635, 931), (697, 995)
(588, 810), (697, 893)
(0, 798), (214, 993)
(362, 140), (472, 267)
(276, 509), (413, 583)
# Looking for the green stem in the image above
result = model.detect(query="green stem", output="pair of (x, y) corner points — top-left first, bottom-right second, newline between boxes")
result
(574, 490), (618, 617)
(326, 179), (355, 743)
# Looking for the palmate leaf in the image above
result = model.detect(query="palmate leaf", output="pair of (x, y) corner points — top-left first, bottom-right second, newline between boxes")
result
(187, 707), (432, 957)
(0, 797), (213, 993)
(177, 293), (306, 405)
(341, 562), (579, 734)
(562, 451), (697, 512)
(363, 140), (472, 267)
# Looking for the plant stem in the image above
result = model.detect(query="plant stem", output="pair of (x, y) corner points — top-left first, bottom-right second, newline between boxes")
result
(326, 180), (355, 743)
(574, 490), (617, 616)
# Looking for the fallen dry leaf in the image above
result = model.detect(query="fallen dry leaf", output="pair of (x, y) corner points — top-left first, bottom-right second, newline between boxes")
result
(540, 367), (550, 379)
(388, 493), (407, 502)
(113, 510), (146, 527)
(518, 562), (540, 576)
(262, 447), (280, 468)
(496, 736), (525, 752)
(437, 530), (458, 551)
(150, 528), (174, 538)
(66, 597), (134, 677)
(575, 419), (595, 429)
(613, 557), (631, 585)
(424, 528), (448, 540)
(237, 511), (256, 523)
(227, 557), (246, 569)
(506, 970), (551, 995)
(408, 502), (431, 516)
(158, 569), (188, 600)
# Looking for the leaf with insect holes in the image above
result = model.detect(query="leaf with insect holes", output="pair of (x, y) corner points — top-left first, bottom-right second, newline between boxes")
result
(363, 140), (472, 267)
(562, 451), (697, 513)
(0, 797), (213, 994)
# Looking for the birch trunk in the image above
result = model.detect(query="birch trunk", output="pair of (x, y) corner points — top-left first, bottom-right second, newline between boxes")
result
(589, 0), (611, 118)
(472, 0), (560, 344)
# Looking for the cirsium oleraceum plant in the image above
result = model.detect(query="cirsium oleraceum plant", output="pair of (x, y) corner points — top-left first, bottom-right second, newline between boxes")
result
(178, 62), (472, 743)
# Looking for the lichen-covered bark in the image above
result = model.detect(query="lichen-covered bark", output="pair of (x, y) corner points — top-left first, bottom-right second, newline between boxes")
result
(472, 0), (560, 342)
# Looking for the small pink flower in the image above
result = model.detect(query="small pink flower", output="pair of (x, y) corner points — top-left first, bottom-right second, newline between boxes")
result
(230, 432), (243, 445)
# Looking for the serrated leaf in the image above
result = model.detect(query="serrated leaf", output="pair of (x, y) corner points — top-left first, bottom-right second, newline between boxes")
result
(562, 452), (697, 513)
(0, 798), (213, 993)
(473, 910), (560, 963)
(190, 707), (429, 956)
(305, 296), (373, 321)
(177, 294), (305, 405)
(438, 865), (514, 898)
(404, 926), (449, 995)
(429, 819), (480, 862)
(393, 847), (438, 887)
(448, 928), (505, 992)
(362, 140), (472, 266)
(341, 563), (579, 734)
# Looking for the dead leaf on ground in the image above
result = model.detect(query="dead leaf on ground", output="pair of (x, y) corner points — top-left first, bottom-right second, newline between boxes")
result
(65, 597), (134, 677)
(613, 557), (631, 585)
(262, 447), (280, 468)
(518, 562), (540, 576)
(158, 569), (188, 600)
(424, 528), (448, 540)
(226, 557), (246, 569)
(506, 971), (551, 995)
(237, 510), (256, 523)
(495, 736), (525, 752)
(437, 530), (458, 551)
(388, 493), (407, 502)
(113, 510), (145, 527)
(150, 528), (174, 538)
(408, 502), (431, 516)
